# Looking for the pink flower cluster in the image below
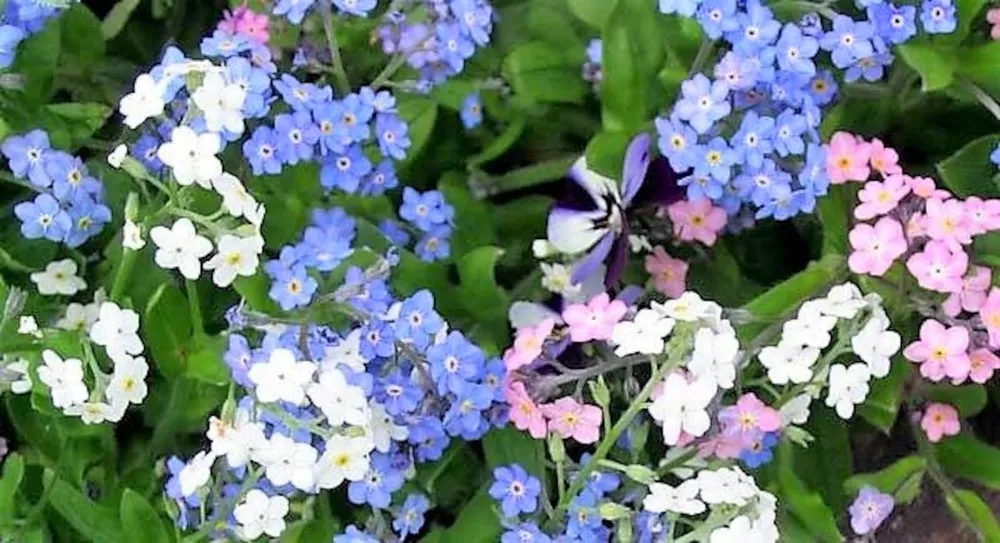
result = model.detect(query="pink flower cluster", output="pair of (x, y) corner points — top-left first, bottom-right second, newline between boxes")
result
(644, 246), (689, 298)
(505, 381), (602, 443)
(665, 199), (727, 246)
(219, 5), (270, 43)
(828, 132), (1000, 386)
(702, 393), (782, 459)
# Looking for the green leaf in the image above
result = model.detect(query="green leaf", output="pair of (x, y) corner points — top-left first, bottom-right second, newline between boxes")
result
(439, 173), (497, 259)
(935, 133), (1000, 198)
(184, 334), (229, 386)
(467, 115), (526, 168)
(0, 453), (25, 528)
(738, 253), (845, 341)
(528, 0), (585, 49)
(233, 273), (283, 315)
(119, 489), (169, 543)
(503, 42), (588, 105)
(585, 130), (630, 179)
(935, 434), (1000, 490)
(567, 0), (617, 29)
(397, 96), (438, 164)
(946, 0), (991, 43)
(858, 357), (912, 432)
(144, 283), (193, 378)
(43, 103), (113, 150)
(946, 489), (1000, 542)
(601, 0), (665, 132)
(795, 406), (852, 510)
(10, 19), (61, 107)
(926, 383), (989, 417)
(777, 443), (843, 543)
(101, 0), (143, 39)
(45, 470), (126, 543)
(482, 427), (545, 477)
(815, 183), (855, 255)
(456, 246), (510, 347)
(436, 484), (504, 543)
(844, 456), (927, 505)
(958, 43), (1000, 88)
(60, 4), (106, 70)
(898, 43), (957, 92)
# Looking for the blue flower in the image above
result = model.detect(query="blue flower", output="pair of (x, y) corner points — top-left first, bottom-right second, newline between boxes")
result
(224, 334), (254, 387)
(693, 137), (737, 185)
(342, 266), (393, 315)
(14, 193), (71, 241)
(360, 86), (397, 113)
(696, 0), (739, 39)
(333, 525), (379, 543)
(393, 494), (430, 536)
(427, 330), (485, 395)
(0, 25), (25, 68)
(226, 56), (272, 118)
(869, 3), (917, 44)
(375, 371), (422, 415)
(274, 111), (319, 165)
(444, 383), (492, 436)
(360, 161), (399, 196)
(658, 0), (703, 17)
(800, 143), (830, 196)
(360, 320), (396, 360)
(735, 159), (792, 206)
(732, 111), (775, 169)
(844, 45), (893, 83)
(321, 145), (372, 193)
(415, 226), (452, 262)
(452, 0), (493, 45)
(334, 0), (376, 16)
(773, 109), (808, 156)
(482, 358), (506, 401)
(806, 71), (839, 106)
(274, 0), (317, 24)
(348, 453), (404, 509)
(200, 29), (251, 58)
(408, 416), (449, 462)
(375, 113), (411, 160)
(460, 92), (483, 129)
(713, 51), (759, 91)
(920, 0), (957, 33)
(274, 74), (325, 112)
(730, 0), (780, 53)
(311, 207), (357, 238)
(755, 183), (813, 220)
(332, 93), (374, 145)
(991, 143), (1000, 168)
(436, 22), (476, 74)
(655, 116), (699, 171)
(674, 74), (731, 134)
(378, 218), (412, 246)
(502, 523), (552, 543)
(566, 490), (603, 540)
(488, 464), (542, 518)
(775, 23), (819, 76)
(298, 226), (353, 271)
(399, 188), (454, 232)
(134, 134), (164, 174)
(64, 196), (111, 248)
(395, 290), (445, 349)
(46, 152), (102, 201)
(2, 129), (51, 187)
(740, 431), (779, 468)
(821, 15), (875, 69)
(634, 512), (669, 543)
(266, 262), (318, 310)
(243, 126), (283, 175)
(313, 106), (346, 155)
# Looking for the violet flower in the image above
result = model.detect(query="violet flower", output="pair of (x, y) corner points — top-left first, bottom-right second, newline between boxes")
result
(848, 485), (894, 535)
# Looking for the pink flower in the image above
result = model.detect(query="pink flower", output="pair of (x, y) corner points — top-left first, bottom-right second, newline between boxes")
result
(907, 176), (951, 199)
(902, 319), (970, 382)
(848, 217), (908, 276)
(717, 393), (781, 446)
(645, 246), (688, 298)
(969, 348), (1000, 384)
(219, 6), (270, 43)
(905, 240), (968, 293)
(506, 381), (547, 439)
(965, 197), (1000, 235)
(980, 288), (1000, 348)
(942, 266), (991, 317)
(666, 199), (727, 246)
(826, 132), (872, 184)
(697, 433), (743, 460)
(542, 397), (602, 444)
(504, 318), (556, 371)
(562, 293), (628, 342)
(868, 138), (903, 177)
(921, 403), (960, 443)
(925, 198), (972, 247)
(989, 8), (1000, 40)
(854, 176), (910, 220)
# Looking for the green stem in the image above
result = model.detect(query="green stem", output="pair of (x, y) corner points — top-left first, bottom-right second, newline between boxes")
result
(371, 53), (410, 88)
(688, 37), (714, 76)
(319, 2), (350, 95)
(109, 246), (139, 303)
(469, 156), (577, 198)
(960, 78), (1000, 122)
(185, 280), (204, 334)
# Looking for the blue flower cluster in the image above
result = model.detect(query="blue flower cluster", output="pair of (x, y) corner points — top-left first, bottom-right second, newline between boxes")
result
(377, 0), (494, 88)
(274, 0), (379, 24)
(0, 0), (72, 68)
(390, 187), (456, 262)
(655, 0), (955, 224)
(5, 130), (111, 247)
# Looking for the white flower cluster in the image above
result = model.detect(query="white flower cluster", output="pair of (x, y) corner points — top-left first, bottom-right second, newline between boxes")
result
(116, 59), (266, 288)
(757, 283), (901, 420)
(29, 259), (87, 296)
(643, 466), (778, 542)
(32, 301), (149, 424)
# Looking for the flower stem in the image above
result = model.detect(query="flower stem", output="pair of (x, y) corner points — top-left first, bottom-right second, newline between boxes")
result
(319, 2), (351, 96)
(109, 247), (139, 303)
(960, 78), (1000, 122)
(468, 155), (577, 198)
(185, 279), (204, 334)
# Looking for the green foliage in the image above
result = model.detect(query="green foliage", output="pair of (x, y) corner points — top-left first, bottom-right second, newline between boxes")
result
(946, 489), (1000, 542)
(503, 42), (588, 105)
(600, 0), (665, 133)
(935, 434), (1000, 490)
(775, 443), (842, 543)
(119, 490), (170, 543)
(935, 133), (1000, 197)
(844, 456), (927, 505)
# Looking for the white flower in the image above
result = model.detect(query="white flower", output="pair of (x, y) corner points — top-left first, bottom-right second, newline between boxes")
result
(611, 309), (675, 356)
(758, 342), (818, 385)
(89, 302), (144, 360)
(157, 126), (222, 188)
(119, 74), (165, 129)
(315, 435), (373, 490)
(696, 467), (756, 506)
(320, 329), (368, 373)
(540, 262), (581, 298)
(307, 369), (369, 427)
(192, 71), (247, 135)
(65, 401), (116, 424)
(256, 433), (318, 491)
(652, 292), (717, 323)
(248, 348), (316, 405)
(207, 411), (265, 469)
(17, 316), (41, 338)
(779, 394), (812, 426)
(782, 307), (837, 349)
(532, 239), (556, 258)
(150, 218), (213, 280)
(204, 235), (260, 287)
(234, 489), (288, 540)
(107, 144), (127, 168)
(688, 327), (739, 389)
(825, 363), (871, 419)
(629, 234), (653, 253)
(56, 301), (99, 332)
(850, 309), (900, 378)
(105, 355), (149, 405)
(30, 259), (86, 296)
(364, 402), (408, 453)
(37, 350), (88, 409)
(821, 283), (866, 319)
(648, 373), (717, 445)
(212, 173), (258, 219)
(246, 202), (266, 229)
(709, 515), (756, 543)
(178, 450), (217, 497)
(643, 480), (705, 515)
(6, 359), (32, 394)
(123, 218), (145, 250)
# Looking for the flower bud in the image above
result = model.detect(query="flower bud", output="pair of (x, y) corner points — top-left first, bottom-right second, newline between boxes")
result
(624, 464), (657, 485)
(599, 502), (630, 521)
(547, 432), (565, 463)
(588, 376), (610, 408)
